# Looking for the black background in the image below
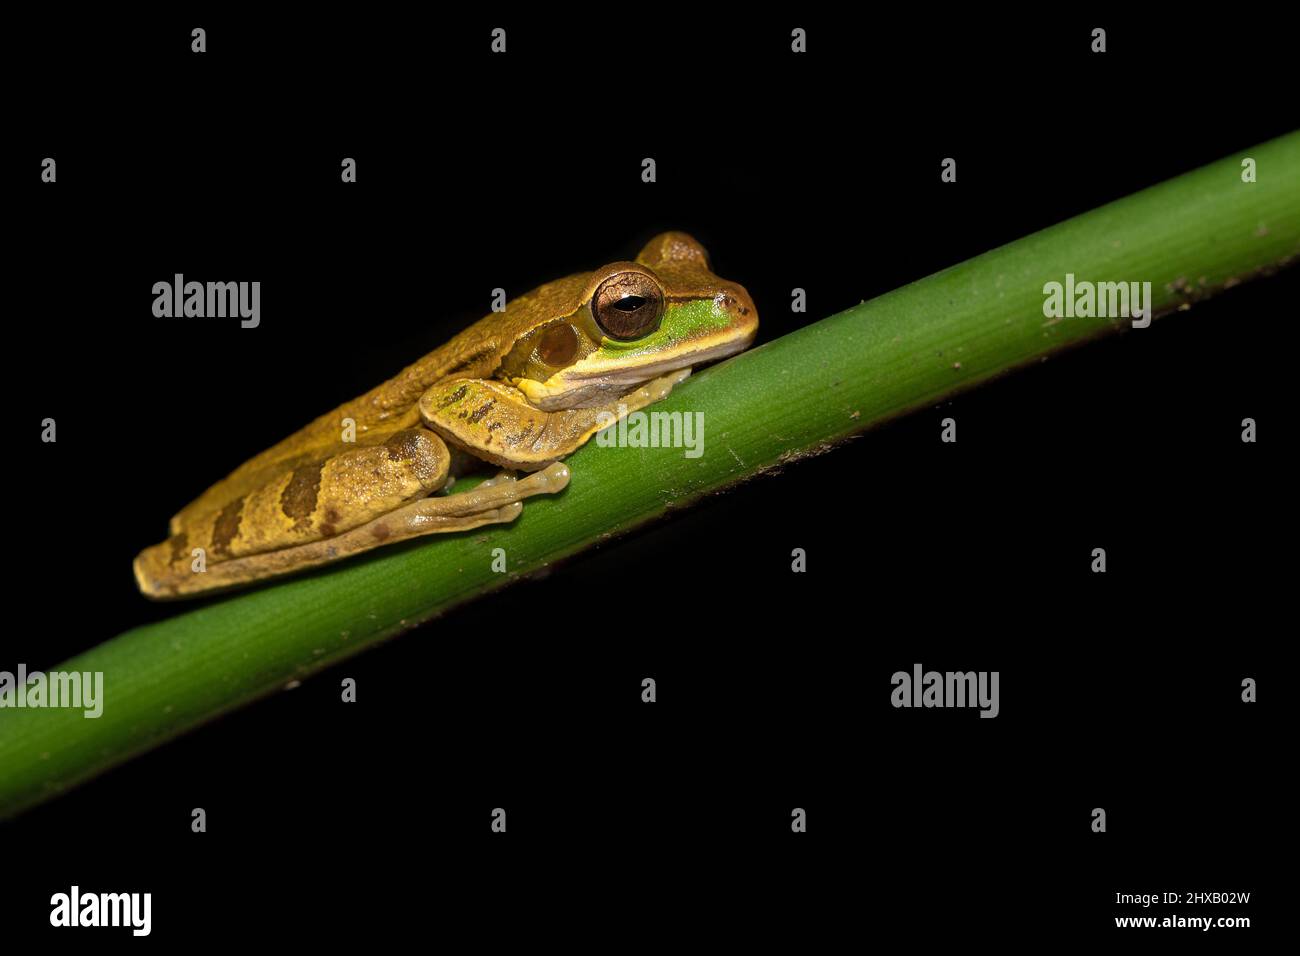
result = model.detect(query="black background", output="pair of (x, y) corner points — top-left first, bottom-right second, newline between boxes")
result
(4, 10), (1288, 945)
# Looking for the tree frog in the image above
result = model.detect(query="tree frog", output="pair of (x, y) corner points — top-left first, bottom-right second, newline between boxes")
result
(134, 232), (757, 599)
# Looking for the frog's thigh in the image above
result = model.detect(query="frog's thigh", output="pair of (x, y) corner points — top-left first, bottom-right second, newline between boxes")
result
(418, 369), (691, 469)
(135, 427), (450, 598)
(168, 408), (425, 535)
(136, 463), (570, 599)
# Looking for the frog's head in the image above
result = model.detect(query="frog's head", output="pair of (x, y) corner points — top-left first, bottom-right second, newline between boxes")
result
(503, 232), (758, 410)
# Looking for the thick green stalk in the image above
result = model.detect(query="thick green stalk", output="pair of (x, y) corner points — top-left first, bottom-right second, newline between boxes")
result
(2, 132), (1297, 819)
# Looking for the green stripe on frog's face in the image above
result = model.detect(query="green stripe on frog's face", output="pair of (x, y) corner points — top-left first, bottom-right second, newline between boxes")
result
(535, 295), (757, 399)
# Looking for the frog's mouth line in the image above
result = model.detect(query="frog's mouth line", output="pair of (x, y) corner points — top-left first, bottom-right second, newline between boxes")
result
(567, 336), (753, 388)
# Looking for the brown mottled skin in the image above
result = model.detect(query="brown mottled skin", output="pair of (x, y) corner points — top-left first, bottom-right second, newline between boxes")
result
(134, 233), (757, 598)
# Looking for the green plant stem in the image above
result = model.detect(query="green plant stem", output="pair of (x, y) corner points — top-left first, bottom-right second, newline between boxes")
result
(2, 132), (1298, 819)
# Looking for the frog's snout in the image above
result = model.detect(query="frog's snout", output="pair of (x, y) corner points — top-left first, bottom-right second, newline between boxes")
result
(718, 283), (759, 346)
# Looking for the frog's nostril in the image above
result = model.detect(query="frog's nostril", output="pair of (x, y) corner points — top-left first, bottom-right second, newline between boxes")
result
(720, 293), (752, 318)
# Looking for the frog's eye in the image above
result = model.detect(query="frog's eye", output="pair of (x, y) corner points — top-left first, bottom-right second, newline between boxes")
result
(592, 271), (665, 340)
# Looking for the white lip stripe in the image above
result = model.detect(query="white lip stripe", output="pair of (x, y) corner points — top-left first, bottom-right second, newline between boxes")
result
(568, 338), (750, 385)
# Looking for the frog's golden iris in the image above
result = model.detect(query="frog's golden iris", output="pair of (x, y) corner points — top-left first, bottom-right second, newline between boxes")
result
(591, 269), (665, 339)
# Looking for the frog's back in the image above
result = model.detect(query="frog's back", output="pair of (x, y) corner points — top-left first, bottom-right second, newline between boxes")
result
(166, 271), (593, 532)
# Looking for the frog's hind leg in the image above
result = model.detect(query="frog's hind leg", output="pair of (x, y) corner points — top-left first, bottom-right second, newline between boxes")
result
(135, 462), (570, 599)
(304, 461), (570, 558)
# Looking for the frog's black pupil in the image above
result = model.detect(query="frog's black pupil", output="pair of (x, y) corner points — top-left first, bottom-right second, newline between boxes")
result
(615, 295), (647, 312)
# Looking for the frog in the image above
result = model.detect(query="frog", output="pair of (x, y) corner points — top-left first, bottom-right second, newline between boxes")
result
(134, 232), (758, 599)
